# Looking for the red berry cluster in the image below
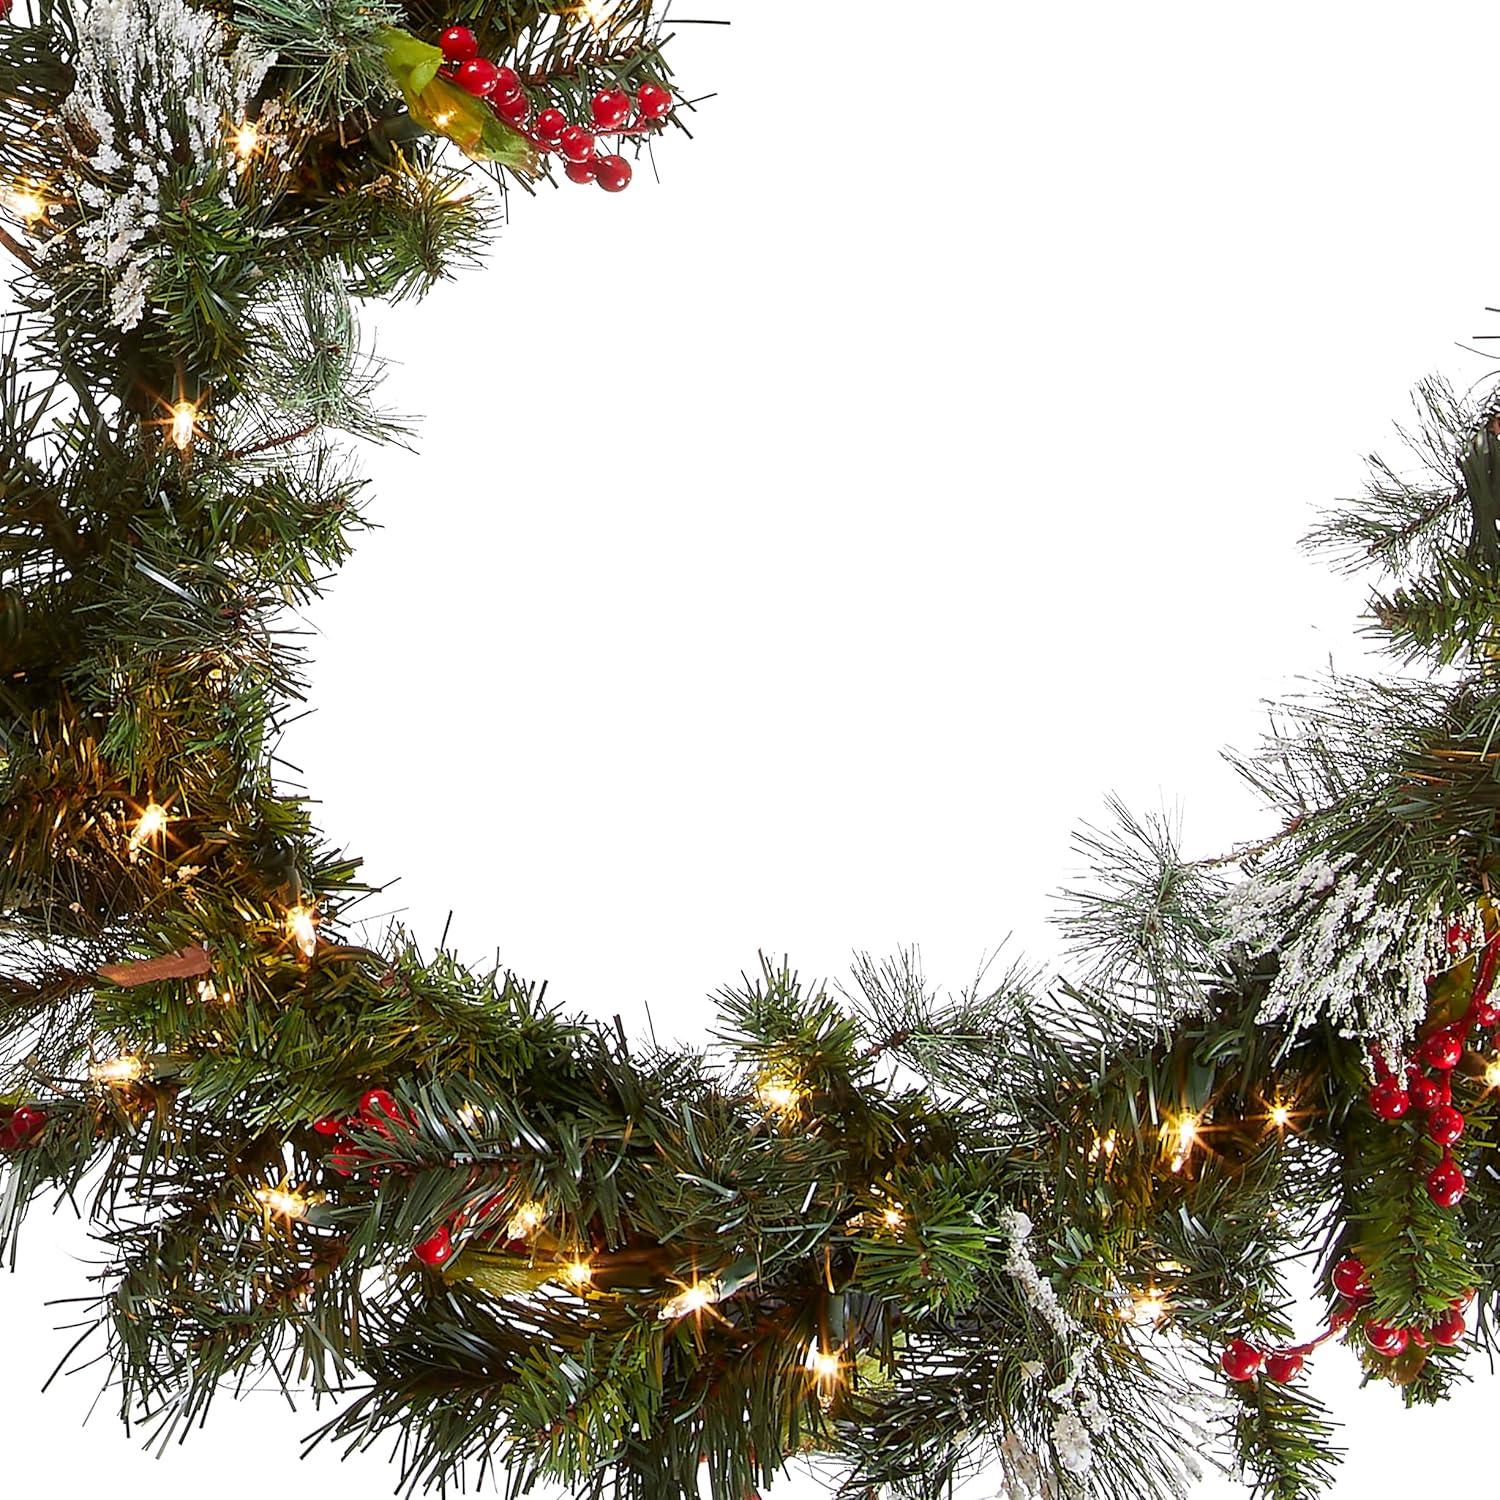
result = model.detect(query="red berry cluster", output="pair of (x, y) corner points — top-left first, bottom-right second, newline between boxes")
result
(1365, 927), (1500, 1211)
(437, 25), (673, 195)
(1219, 1256), (1471, 1385)
(313, 1086), (411, 1177)
(0, 1103), (47, 1151)
(1331, 1256), (1470, 1361)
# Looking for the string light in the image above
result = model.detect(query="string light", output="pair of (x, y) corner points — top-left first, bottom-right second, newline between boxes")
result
(754, 1074), (802, 1115)
(577, 0), (612, 28)
(1129, 1286), (1169, 1325)
(255, 1185), (309, 1220)
(128, 800), (169, 850)
(91, 1055), (144, 1087)
(232, 120), (260, 158)
(559, 1259), (593, 1289)
(506, 1200), (545, 1240)
(1088, 1130), (1118, 1162)
(169, 399), (199, 451)
(880, 1205), (905, 1230)
(1485, 1056), (1500, 1088)
(659, 1278), (719, 1320)
(1268, 1100), (1294, 1130)
(285, 903), (317, 958)
(4, 183), (46, 224)
(1167, 1111), (1201, 1173)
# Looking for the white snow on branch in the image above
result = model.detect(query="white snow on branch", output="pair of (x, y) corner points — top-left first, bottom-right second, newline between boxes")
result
(58, 0), (275, 329)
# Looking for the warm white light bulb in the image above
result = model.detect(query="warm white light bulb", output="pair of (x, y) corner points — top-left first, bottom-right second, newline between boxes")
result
(660, 1279), (719, 1320)
(232, 121), (259, 158)
(506, 1200), (545, 1240)
(256, 1186), (308, 1219)
(92, 1055), (144, 1087)
(559, 1259), (593, 1289)
(286, 903), (317, 957)
(169, 400), (197, 451)
(1268, 1101), (1293, 1129)
(128, 801), (169, 850)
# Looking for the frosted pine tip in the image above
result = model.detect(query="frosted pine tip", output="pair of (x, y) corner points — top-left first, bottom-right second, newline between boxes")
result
(256, 1186), (308, 1219)
(91, 1055), (143, 1087)
(128, 800), (169, 850)
(286, 903), (317, 958)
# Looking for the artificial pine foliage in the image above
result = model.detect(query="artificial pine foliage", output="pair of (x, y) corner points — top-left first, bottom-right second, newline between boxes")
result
(6, 2), (1500, 1498)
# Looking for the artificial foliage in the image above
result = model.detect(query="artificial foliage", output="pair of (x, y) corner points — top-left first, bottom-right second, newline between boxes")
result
(4, 3), (1500, 1499)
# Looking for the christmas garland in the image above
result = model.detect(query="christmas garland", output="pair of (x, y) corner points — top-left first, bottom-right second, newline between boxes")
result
(5, 2), (1500, 1498)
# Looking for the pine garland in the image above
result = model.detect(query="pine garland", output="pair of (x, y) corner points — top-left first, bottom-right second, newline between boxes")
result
(5, 2), (1500, 1498)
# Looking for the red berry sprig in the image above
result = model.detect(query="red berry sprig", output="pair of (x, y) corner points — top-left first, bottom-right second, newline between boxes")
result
(0, 1103), (47, 1151)
(1362, 923), (1500, 1210)
(1218, 1262), (1474, 1387)
(431, 25), (675, 196)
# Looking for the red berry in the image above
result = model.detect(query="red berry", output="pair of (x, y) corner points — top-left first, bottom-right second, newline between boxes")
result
(1263, 1350), (1305, 1383)
(1427, 1103), (1465, 1146)
(1329, 1299), (1359, 1331)
(559, 125), (595, 163)
(564, 158), (598, 185)
(0, 1104), (46, 1150)
(456, 58), (501, 97)
(328, 1146), (369, 1176)
(1447, 921), (1473, 953)
(1220, 1338), (1262, 1382)
(1409, 1074), (1443, 1111)
(414, 1225), (455, 1268)
(1368, 1077), (1410, 1120)
(636, 81), (672, 120)
(591, 88), (631, 129)
(1427, 1157), (1467, 1208)
(359, 1088), (404, 1133)
(439, 25), (479, 62)
(594, 154), (632, 192)
(1472, 998), (1500, 1027)
(1420, 1028), (1464, 1071)
(1331, 1257), (1370, 1300)
(533, 107), (567, 146)
(1429, 1307), (1466, 1347)
(490, 65), (522, 103)
(494, 91), (529, 126)
(312, 1115), (344, 1136)
(1365, 1319), (1408, 1356)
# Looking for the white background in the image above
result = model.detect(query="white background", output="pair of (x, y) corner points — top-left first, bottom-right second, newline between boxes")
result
(6, 0), (1500, 1494)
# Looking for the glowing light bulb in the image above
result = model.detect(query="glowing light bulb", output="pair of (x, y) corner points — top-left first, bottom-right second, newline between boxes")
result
(286, 903), (317, 958)
(5, 184), (45, 224)
(169, 400), (198, 451)
(659, 1279), (719, 1320)
(1088, 1130), (1118, 1162)
(92, 1055), (144, 1087)
(1485, 1056), (1500, 1088)
(578, 0), (611, 28)
(1268, 1101), (1293, 1129)
(1130, 1287), (1168, 1325)
(127, 800), (169, 850)
(808, 1348), (841, 1380)
(754, 1075), (802, 1114)
(559, 1259), (593, 1289)
(880, 1205), (905, 1230)
(1167, 1112), (1200, 1172)
(505, 1200), (545, 1240)
(232, 121), (259, 158)
(256, 1186), (308, 1219)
